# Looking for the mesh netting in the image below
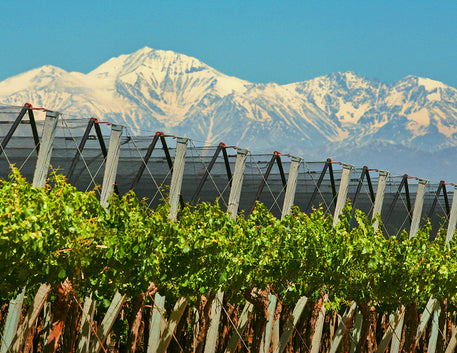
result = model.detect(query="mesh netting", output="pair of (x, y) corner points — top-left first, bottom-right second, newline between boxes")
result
(0, 104), (452, 238)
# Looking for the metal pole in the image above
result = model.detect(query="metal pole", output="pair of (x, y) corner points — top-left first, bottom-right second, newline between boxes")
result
(281, 156), (302, 219)
(350, 166), (367, 217)
(191, 143), (223, 203)
(27, 108), (41, 154)
(276, 153), (287, 187)
(93, 121), (108, 158)
(100, 124), (124, 209)
(384, 174), (408, 226)
(428, 181), (445, 218)
(160, 135), (174, 170)
(306, 159), (331, 213)
(221, 144), (232, 182)
(66, 118), (96, 181)
(131, 133), (161, 190)
(227, 148), (249, 220)
(168, 137), (189, 221)
(32, 111), (59, 188)
(0, 103), (31, 157)
(250, 153), (277, 214)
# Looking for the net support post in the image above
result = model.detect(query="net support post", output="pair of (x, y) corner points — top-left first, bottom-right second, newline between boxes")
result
(372, 170), (389, 231)
(67, 118), (96, 181)
(0, 103), (31, 157)
(227, 148), (249, 220)
(32, 111), (59, 188)
(100, 124), (124, 209)
(168, 137), (189, 221)
(409, 179), (428, 238)
(281, 156), (302, 219)
(446, 186), (457, 242)
(333, 164), (353, 227)
(204, 290), (224, 353)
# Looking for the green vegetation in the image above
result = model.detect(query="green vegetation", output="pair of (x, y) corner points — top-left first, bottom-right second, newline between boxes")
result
(3, 168), (457, 351)
(2, 168), (457, 308)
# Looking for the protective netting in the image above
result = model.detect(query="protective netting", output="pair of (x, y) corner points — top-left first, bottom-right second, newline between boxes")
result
(0, 104), (453, 238)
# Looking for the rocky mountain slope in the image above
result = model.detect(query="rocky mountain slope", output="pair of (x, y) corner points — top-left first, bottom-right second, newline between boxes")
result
(1, 47), (457, 181)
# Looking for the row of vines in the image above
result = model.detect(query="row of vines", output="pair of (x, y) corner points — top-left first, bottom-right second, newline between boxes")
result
(2, 168), (457, 352)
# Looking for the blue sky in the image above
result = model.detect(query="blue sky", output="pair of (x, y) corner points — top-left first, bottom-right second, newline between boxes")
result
(1, 0), (456, 87)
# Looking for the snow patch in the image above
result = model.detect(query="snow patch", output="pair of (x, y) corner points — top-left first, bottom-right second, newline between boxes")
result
(336, 100), (370, 124)
(418, 77), (446, 91)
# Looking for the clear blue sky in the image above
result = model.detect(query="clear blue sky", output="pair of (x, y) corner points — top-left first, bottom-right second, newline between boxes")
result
(1, 0), (456, 87)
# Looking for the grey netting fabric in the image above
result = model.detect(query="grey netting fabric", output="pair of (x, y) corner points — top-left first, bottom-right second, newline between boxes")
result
(0, 104), (449, 237)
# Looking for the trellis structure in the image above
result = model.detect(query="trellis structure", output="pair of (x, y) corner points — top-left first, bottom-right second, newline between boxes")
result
(1, 104), (457, 352)
(1, 104), (454, 238)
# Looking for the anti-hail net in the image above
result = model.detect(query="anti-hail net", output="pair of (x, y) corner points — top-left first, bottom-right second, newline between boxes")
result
(0, 105), (452, 238)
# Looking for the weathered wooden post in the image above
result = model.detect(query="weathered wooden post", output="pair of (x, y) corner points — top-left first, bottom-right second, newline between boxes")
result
(205, 148), (250, 353)
(204, 290), (224, 353)
(227, 148), (249, 219)
(168, 137), (189, 221)
(147, 294), (166, 353)
(89, 292), (127, 353)
(281, 156), (302, 219)
(32, 110), (59, 188)
(409, 179), (427, 238)
(2, 111), (59, 353)
(446, 185), (457, 242)
(372, 170), (389, 231)
(99, 124), (124, 209)
(260, 293), (277, 353)
(76, 296), (96, 353)
(0, 288), (25, 353)
(333, 164), (353, 226)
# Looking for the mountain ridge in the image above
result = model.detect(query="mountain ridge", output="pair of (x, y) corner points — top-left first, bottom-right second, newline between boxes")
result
(1, 47), (457, 181)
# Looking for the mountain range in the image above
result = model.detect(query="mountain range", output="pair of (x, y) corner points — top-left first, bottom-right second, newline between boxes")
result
(1, 47), (457, 182)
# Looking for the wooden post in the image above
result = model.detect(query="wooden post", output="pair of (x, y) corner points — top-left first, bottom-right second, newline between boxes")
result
(76, 296), (96, 353)
(329, 302), (357, 353)
(281, 156), (302, 219)
(156, 297), (188, 353)
(310, 301), (327, 353)
(333, 164), (353, 226)
(224, 302), (254, 353)
(350, 309), (362, 353)
(89, 291), (126, 353)
(372, 170), (389, 231)
(204, 290), (224, 353)
(260, 293), (277, 353)
(227, 148), (249, 220)
(99, 124), (124, 209)
(168, 137), (189, 221)
(205, 149), (248, 352)
(7, 284), (52, 353)
(390, 306), (405, 353)
(446, 185), (457, 242)
(445, 325), (457, 353)
(375, 309), (403, 353)
(1, 288), (25, 353)
(32, 111), (59, 188)
(272, 296), (308, 353)
(409, 179), (427, 238)
(413, 297), (438, 346)
(428, 303), (441, 353)
(4, 112), (59, 349)
(148, 293), (166, 353)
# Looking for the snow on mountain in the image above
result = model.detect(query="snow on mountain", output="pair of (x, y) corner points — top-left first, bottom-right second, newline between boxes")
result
(1, 47), (457, 180)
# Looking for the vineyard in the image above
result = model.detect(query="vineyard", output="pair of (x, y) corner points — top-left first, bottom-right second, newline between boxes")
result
(1, 104), (457, 352)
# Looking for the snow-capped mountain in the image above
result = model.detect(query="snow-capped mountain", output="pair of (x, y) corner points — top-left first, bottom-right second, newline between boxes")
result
(1, 47), (457, 180)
